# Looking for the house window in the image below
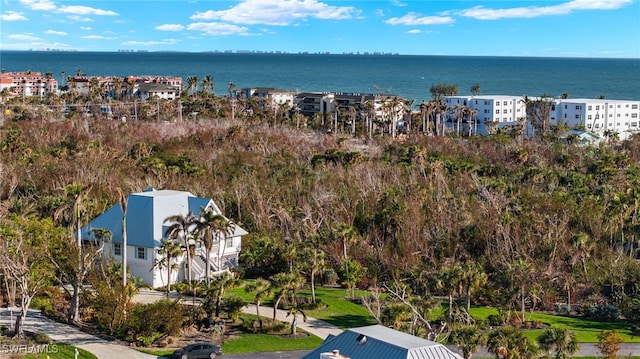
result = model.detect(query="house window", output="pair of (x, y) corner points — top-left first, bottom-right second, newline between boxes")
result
(632, 104), (638, 109)
(136, 247), (146, 260)
(503, 101), (508, 105)
(575, 114), (580, 119)
(113, 243), (122, 256)
(495, 110), (500, 114)
(575, 105), (581, 110)
(226, 238), (234, 248)
(588, 106), (592, 110)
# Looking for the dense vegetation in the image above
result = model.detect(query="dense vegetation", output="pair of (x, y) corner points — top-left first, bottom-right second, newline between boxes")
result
(1, 90), (640, 353)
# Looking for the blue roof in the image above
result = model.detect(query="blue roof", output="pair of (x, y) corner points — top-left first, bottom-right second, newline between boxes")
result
(81, 189), (246, 248)
(302, 325), (463, 359)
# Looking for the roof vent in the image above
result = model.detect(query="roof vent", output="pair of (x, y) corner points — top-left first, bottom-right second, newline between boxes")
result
(356, 334), (367, 345)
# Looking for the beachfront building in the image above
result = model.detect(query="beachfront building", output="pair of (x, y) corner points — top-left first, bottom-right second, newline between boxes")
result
(137, 83), (181, 100)
(444, 95), (526, 135)
(65, 75), (182, 100)
(240, 87), (296, 109)
(295, 91), (411, 135)
(0, 72), (58, 99)
(555, 98), (640, 141)
(81, 188), (247, 288)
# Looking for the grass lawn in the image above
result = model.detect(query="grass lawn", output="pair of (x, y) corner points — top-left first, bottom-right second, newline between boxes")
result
(23, 343), (97, 359)
(137, 313), (324, 357)
(297, 286), (378, 329)
(223, 332), (323, 354)
(467, 307), (640, 343)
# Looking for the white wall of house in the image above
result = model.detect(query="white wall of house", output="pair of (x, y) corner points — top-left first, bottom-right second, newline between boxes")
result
(556, 99), (640, 140)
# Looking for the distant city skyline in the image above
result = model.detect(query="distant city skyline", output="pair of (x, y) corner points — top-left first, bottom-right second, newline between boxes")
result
(1, 0), (639, 58)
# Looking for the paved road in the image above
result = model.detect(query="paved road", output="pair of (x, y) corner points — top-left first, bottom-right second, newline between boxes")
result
(0, 308), (159, 359)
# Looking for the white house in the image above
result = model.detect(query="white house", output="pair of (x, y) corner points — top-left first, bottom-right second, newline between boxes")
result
(555, 98), (640, 141)
(302, 325), (464, 359)
(81, 188), (247, 288)
(444, 95), (527, 135)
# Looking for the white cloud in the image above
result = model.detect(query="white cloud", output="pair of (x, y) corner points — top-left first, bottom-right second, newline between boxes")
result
(20, 0), (56, 11)
(187, 22), (250, 36)
(9, 33), (43, 41)
(156, 24), (185, 31)
(459, 0), (633, 20)
(67, 15), (92, 22)
(45, 29), (67, 35)
(191, 0), (358, 25)
(407, 29), (421, 34)
(80, 26), (92, 31)
(58, 5), (118, 16)
(122, 39), (179, 46)
(385, 13), (454, 25)
(391, 0), (407, 7)
(81, 35), (117, 40)
(1, 11), (28, 21)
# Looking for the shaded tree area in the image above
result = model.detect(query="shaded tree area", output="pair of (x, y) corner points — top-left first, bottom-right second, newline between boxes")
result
(1, 104), (640, 334)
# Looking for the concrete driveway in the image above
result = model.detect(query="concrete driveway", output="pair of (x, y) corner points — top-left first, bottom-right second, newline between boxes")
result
(0, 308), (159, 359)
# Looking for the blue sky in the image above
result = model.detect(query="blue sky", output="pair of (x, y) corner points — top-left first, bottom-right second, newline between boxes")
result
(1, 0), (639, 57)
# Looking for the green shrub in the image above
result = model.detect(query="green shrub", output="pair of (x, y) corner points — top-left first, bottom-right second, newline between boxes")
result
(33, 333), (52, 344)
(125, 299), (184, 343)
(584, 304), (619, 321)
(223, 295), (245, 321)
(136, 332), (163, 347)
(31, 296), (53, 312)
(487, 314), (503, 327)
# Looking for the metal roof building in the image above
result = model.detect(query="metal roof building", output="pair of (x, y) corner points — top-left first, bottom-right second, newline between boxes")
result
(302, 325), (464, 359)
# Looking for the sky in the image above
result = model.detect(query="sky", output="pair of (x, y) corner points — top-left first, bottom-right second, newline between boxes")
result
(1, 0), (639, 58)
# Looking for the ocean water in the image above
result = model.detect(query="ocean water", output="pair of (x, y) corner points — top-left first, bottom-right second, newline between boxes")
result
(1, 51), (639, 102)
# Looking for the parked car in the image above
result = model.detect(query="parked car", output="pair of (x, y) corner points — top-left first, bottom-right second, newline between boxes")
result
(172, 343), (222, 359)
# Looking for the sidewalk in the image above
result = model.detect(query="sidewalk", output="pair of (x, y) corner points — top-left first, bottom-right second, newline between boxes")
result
(0, 308), (159, 359)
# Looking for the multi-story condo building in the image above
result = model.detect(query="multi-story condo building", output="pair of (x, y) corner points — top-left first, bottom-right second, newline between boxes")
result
(444, 95), (527, 135)
(0, 72), (58, 99)
(555, 98), (640, 140)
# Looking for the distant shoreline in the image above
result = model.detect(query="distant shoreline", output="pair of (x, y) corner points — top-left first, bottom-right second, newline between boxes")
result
(1, 49), (638, 61)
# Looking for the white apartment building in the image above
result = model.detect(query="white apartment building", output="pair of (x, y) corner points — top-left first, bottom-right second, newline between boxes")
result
(444, 95), (526, 135)
(555, 98), (640, 140)
(0, 72), (58, 99)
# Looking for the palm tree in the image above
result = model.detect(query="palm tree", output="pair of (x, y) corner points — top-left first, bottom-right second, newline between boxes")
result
(448, 325), (486, 359)
(286, 305), (307, 335)
(334, 223), (357, 279)
(195, 208), (233, 282)
(471, 83), (481, 96)
(205, 271), (240, 318)
(164, 212), (197, 283)
(537, 328), (578, 359)
(186, 76), (198, 97)
(202, 75), (214, 96)
(487, 326), (538, 359)
(434, 261), (463, 323)
(245, 278), (272, 329)
(460, 261), (487, 312)
(269, 271), (304, 321)
(154, 238), (183, 296)
(509, 258), (534, 323)
(301, 245), (326, 303)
